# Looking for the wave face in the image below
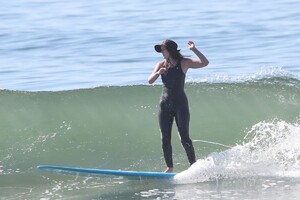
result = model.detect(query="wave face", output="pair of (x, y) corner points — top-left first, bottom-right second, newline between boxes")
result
(1, 76), (299, 199)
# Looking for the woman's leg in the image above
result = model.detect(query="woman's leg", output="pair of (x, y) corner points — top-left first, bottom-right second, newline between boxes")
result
(175, 104), (196, 165)
(159, 106), (174, 168)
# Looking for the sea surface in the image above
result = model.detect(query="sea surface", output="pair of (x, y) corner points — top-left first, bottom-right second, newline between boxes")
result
(0, 0), (300, 199)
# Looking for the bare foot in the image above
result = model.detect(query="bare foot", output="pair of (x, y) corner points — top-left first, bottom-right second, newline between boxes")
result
(164, 167), (173, 173)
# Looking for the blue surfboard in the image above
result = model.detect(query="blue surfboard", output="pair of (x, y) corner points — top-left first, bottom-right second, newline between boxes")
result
(37, 165), (176, 179)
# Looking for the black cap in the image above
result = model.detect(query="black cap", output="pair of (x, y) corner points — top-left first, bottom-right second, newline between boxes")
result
(154, 39), (180, 53)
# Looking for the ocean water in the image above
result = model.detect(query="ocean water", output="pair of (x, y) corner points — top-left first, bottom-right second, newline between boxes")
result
(0, 0), (300, 199)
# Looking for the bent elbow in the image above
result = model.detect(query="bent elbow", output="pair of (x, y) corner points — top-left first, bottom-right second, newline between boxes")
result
(205, 60), (209, 66)
(148, 78), (154, 84)
(202, 60), (209, 67)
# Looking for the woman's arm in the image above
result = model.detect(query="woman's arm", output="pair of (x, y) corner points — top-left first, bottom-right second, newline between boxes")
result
(182, 41), (209, 72)
(148, 61), (166, 84)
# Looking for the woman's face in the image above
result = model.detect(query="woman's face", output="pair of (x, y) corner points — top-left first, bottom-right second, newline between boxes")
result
(161, 46), (170, 59)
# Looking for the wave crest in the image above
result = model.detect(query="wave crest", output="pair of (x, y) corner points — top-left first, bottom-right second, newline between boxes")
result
(174, 119), (300, 184)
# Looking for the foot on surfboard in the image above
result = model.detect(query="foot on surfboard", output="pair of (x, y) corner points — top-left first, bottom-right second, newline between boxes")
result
(164, 167), (173, 173)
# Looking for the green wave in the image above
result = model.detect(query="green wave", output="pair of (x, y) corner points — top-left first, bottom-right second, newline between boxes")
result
(0, 77), (299, 174)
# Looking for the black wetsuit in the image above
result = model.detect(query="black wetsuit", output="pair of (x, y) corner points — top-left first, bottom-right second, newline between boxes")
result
(159, 60), (196, 168)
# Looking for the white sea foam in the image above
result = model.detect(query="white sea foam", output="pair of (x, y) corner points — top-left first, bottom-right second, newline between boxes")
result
(186, 67), (299, 84)
(174, 119), (300, 184)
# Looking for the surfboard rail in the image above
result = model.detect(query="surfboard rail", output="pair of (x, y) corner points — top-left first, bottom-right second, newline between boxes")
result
(37, 165), (176, 178)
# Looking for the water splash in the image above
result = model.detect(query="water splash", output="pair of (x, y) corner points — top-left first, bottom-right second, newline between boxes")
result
(174, 119), (300, 184)
(187, 67), (299, 84)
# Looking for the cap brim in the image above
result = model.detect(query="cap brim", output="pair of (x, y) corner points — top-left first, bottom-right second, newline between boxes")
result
(154, 45), (162, 53)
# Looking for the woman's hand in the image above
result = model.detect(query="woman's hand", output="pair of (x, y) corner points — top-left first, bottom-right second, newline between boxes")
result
(157, 67), (167, 75)
(187, 41), (196, 51)
(148, 62), (166, 84)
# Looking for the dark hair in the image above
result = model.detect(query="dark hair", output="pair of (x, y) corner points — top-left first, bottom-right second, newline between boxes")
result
(167, 47), (184, 60)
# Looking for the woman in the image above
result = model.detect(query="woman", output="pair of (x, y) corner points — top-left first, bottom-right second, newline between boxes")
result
(148, 39), (209, 173)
